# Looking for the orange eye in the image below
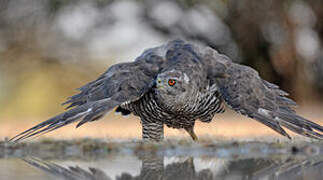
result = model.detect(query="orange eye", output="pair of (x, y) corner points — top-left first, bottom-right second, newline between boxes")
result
(168, 79), (176, 86)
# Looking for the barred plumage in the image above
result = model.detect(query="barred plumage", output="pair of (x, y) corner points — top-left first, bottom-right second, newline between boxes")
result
(121, 83), (225, 141)
(10, 39), (323, 142)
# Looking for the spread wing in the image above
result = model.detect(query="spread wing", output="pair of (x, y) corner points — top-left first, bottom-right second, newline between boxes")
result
(203, 47), (323, 139)
(9, 49), (165, 142)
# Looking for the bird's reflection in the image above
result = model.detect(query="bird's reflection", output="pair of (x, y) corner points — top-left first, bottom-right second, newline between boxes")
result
(23, 154), (323, 180)
(23, 158), (111, 180)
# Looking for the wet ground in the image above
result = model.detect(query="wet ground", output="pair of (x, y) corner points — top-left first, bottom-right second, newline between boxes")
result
(1, 108), (322, 179)
(0, 138), (322, 180)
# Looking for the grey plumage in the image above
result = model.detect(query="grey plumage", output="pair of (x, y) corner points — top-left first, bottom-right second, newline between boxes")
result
(10, 39), (323, 142)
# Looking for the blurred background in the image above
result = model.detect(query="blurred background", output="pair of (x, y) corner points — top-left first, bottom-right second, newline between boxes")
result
(1, 0), (323, 140)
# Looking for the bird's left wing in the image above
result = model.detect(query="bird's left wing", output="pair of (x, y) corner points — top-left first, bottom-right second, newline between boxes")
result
(9, 50), (165, 142)
(203, 47), (323, 139)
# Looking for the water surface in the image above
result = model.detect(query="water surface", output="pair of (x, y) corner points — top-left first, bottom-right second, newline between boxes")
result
(1, 139), (322, 180)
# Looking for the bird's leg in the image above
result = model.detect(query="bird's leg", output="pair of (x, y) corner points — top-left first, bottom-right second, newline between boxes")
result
(141, 120), (164, 142)
(185, 127), (198, 141)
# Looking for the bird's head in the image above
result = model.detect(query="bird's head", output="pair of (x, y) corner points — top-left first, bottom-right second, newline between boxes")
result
(154, 69), (198, 111)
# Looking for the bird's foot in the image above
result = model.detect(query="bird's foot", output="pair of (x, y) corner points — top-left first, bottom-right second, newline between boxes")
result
(185, 127), (198, 141)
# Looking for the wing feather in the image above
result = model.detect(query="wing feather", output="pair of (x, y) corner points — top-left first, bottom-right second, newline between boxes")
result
(204, 47), (323, 139)
(10, 47), (166, 142)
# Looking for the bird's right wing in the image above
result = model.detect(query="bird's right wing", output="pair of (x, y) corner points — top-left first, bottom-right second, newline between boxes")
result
(9, 49), (166, 142)
(203, 47), (323, 139)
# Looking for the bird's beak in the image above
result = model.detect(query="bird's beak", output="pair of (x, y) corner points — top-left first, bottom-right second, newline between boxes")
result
(155, 78), (163, 88)
(157, 78), (162, 84)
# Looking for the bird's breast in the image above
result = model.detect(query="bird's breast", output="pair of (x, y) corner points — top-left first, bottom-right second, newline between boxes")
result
(122, 89), (224, 129)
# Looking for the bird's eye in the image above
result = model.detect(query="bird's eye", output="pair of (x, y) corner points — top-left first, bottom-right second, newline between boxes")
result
(168, 79), (176, 86)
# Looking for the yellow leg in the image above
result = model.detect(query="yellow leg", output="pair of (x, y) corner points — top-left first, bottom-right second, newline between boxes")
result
(185, 127), (198, 141)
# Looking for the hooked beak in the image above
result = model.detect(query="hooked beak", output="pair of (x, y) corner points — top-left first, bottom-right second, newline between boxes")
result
(155, 78), (163, 88)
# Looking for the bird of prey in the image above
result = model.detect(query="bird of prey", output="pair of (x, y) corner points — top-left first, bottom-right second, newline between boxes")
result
(10, 39), (323, 142)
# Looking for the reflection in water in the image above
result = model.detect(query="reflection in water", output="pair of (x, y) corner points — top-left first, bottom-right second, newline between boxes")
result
(2, 140), (322, 180)
(23, 154), (323, 180)
(24, 157), (111, 180)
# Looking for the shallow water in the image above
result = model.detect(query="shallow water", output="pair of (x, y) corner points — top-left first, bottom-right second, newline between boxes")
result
(1, 139), (322, 180)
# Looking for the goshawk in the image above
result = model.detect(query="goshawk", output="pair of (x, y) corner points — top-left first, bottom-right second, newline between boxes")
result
(10, 40), (323, 142)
